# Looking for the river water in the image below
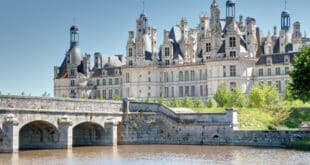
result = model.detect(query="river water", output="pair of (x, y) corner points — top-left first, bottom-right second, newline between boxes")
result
(0, 145), (309, 165)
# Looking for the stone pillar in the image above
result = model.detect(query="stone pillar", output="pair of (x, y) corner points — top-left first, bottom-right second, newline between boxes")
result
(103, 121), (118, 146)
(226, 108), (239, 130)
(1, 114), (19, 153)
(58, 115), (73, 149)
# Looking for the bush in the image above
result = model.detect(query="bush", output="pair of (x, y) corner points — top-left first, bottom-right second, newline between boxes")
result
(113, 95), (120, 101)
(143, 96), (152, 103)
(206, 98), (213, 108)
(182, 97), (194, 108)
(248, 84), (280, 107)
(214, 83), (231, 107)
(157, 97), (170, 107)
(170, 97), (182, 107)
(229, 87), (245, 108)
(194, 97), (204, 108)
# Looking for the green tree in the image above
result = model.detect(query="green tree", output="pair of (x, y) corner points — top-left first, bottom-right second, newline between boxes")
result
(194, 97), (204, 108)
(144, 96), (151, 103)
(229, 87), (245, 108)
(170, 97), (182, 107)
(263, 85), (280, 105)
(284, 83), (294, 102)
(214, 83), (231, 107)
(289, 46), (310, 102)
(182, 97), (194, 108)
(248, 85), (265, 107)
(206, 98), (213, 108)
(248, 84), (280, 107)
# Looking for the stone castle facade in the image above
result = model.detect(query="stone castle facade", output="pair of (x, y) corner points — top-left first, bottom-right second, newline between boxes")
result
(54, 0), (310, 100)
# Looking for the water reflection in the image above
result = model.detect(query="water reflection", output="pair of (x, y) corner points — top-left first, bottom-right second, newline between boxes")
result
(0, 145), (309, 165)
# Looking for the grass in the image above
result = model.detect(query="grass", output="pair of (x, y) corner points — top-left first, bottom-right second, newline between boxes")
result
(189, 102), (310, 130)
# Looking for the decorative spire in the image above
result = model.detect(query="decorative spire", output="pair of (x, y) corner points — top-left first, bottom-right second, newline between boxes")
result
(284, 0), (287, 11)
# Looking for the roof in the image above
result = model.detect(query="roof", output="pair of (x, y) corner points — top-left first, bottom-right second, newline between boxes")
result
(256, 52), (296, 65)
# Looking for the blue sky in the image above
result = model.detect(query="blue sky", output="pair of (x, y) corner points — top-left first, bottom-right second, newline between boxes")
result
(0, 0), (309, 96)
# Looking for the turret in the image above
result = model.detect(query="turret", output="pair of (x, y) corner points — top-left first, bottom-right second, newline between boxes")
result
(226, 0), (236, 19)
(70, 26), (79, 48)
(292, 21), (302, 51)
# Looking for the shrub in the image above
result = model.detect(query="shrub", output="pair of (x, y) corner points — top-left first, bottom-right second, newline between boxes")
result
(113, 95), (120, 101)
(194, 97), (204, 108)
(182, 97), (194, 108)
(214, 83), (231, 107)
(248, 84), (280, 107)
(248, 86), (265, 107)
(157, 97), (170, 107)
(206, 98), (213, 108)
(229, 87), (245, 108)
(170, 97), (182, 107)
(144, 96), (151, 103)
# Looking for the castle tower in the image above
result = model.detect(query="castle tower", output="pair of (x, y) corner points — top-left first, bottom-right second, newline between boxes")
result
(210, 0), (222, 55)
(292, 21), (302, 51)
(246, 17), (258, 57)
(281, 1), (290, 32)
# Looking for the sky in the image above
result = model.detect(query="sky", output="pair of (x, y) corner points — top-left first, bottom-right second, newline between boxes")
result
(0, 0), (309, 96)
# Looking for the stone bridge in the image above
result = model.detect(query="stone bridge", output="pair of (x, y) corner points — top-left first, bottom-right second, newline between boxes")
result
(0, 96), (122, 153)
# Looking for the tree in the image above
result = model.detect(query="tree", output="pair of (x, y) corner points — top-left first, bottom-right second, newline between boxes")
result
(194, 97), (204, 108)
(229, 87), (245, 108)
(284, 83), (294, 101)
(213, 83), (231, 107)
(206, 98), (213, 108)
(248, 85), (265, 107)
(182, 97), (194, 108)
(170, 97), (182, 107)
(42, 92), (50, 97)
(289, 46), (310, 102)
(248, 84), (280, 107)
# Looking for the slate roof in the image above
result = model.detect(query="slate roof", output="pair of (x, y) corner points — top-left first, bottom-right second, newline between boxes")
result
(256, 52), (296, 65)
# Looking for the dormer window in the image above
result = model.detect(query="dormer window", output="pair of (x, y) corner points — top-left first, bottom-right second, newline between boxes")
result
(206, 43), (211, 52)
(70, 69), (75, 76)
(284, 55), (289, 64)
(229, 37), (236, 47)
(230, 51), (236, 58)
(165, 47), (170, 56)
(266, 57), (272, 66)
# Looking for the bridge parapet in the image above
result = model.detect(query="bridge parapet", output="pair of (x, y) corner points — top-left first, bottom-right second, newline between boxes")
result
(0, 95), (122, 113)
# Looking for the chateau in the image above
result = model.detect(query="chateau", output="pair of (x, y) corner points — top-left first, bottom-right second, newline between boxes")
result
(54, 0), (310, 100)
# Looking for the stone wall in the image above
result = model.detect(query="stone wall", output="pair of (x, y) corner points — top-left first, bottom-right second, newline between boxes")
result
(118, 101), (310, 147)
(0, 95), (122, 113)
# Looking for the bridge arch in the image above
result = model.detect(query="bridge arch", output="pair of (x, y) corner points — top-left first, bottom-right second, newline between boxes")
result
(73, 121), (105, 146)
(19, 120), (59, 150)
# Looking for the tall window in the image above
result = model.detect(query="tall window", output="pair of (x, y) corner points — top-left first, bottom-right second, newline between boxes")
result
(200, 85), (203, 96)
(185, 86), (190, 96)
(109, 79), (113, 85)
(285, 67), (289, 74)
(276, 81), (281, 92)
(199, 69), (202, 80)
(267, 68), (272, 76)
(171, 72), (174, 82)
(190, 70), (195, 81)
(165, 47), (170, 56)
(109, 89), (113, 99)
(185, 71), (189, 81)
(115, 89), (119, 97)
(223, 66), (227, 77)
(129, 60), (133, 66)
(102, 90), (106, 99)
(115, 78), (119, 85)
(128, 48), (133, 57)
(229, 37), (236, 47)
(70, 80), (75, 86)
(191, 86), (195, 96)
(179, 86), (184, 97)
(70, 69), (75, 76)
(206, 43), (211, 52)
(258, 69), (264, 77)
(230, 65), (236, 77)
(171, 87), (174, 97)
(125, 73), (130, 83)
(276, 67), (281, 75)
(179, 71), (184, 81)
(205, 85), (208, 96)
(164, 87), (169, 98)
(204, 69), (208, 80)
(164, 72), (169, 82)
(230, 51), (236, 58)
